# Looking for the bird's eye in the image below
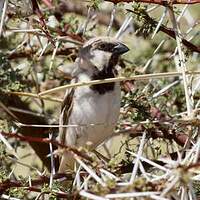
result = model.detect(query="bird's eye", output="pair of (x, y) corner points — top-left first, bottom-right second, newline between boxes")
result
(99, 43), (106, 49)
(98, 43), (115, 52)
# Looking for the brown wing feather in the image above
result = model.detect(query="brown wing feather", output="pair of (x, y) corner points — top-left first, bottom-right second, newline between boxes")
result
(59, 88), (75, 145)
(58, 85), (76, 171)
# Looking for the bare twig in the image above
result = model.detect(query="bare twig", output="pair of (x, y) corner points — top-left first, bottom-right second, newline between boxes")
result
(0, 0), (7, 36)
(0, 131), (93, 163)
(38, 71), (200, 96)
(168, 6), (193, 116)
(107, 4), (117, 36)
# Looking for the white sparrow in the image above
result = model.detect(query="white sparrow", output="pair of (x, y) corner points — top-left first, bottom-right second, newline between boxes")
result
(58, 36), (129, 172)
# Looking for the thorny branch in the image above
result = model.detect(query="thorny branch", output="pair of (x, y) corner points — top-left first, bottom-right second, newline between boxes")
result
(0, 131), (93, 163)
(8, 47), (77, 60)
(106, 0), (200, 5)
(0, 174), (77, 198)
(1, 0), (200, 199)
(127, 8), (200, 53)
(30, 0), (55, 46)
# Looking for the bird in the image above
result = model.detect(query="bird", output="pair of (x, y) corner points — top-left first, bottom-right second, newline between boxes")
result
(58, 36), (129, 172)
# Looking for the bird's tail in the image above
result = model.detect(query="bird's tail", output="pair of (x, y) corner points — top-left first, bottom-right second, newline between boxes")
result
(58, 152), (75, 173)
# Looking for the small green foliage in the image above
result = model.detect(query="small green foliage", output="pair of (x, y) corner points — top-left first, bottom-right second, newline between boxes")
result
(153, 82), (186, 115)
(87, 0), (102, 10)
(193, 181), (200, 196)
(130, 4), (155, 38)
(0, 54), (25, 92)
(91, 183), (110, 195)
(66, 15), (80, 33)
(0, 166), (9, 183)
(121, 91), (151, 122)
(49, 193), (57, 200)
(8, 0), (33, 17)
(106, 178), (117, 189)
(0, 142), (7, 161)
(41, 183), (60, 199)
(173, 6), (182, 16)
(9, 187), (26, 199)
(51, 180), (69, 193)
(41, 183), (51, 193)
(132, 177), (157, 192)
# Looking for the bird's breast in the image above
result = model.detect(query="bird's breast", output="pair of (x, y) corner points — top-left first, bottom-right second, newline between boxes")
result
(68, 83), (121, 147)
(73, 83), (120, 123)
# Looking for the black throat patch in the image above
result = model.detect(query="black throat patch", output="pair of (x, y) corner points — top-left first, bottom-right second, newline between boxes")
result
(90, 55), (118, 95)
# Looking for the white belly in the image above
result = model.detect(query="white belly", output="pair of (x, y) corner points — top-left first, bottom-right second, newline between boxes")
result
(65, 84), (121, 148)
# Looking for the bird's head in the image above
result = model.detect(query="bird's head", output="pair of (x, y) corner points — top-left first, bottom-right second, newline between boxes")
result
(77, 37), (129, 73)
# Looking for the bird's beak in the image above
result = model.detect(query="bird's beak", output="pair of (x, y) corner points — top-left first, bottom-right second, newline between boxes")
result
(113, 43), (129, 55)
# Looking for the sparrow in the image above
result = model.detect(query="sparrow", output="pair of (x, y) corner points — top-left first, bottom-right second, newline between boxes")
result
(58, 36), (129, 172)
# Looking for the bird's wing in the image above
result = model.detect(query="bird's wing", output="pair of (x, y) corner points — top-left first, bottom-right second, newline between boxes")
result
(59, 86), (75, 145)
(58, 79), (78, 171)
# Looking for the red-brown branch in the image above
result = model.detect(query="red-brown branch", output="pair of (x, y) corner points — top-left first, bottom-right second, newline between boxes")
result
(8, 47), (77, 60)
(127, 9), (200, 53)
(31, 0), (55, 46)
(159, 25), (200, 53)
(106, 0), (200, 5)
(0, 131), (93, 163)
(0, 173), (78, 198)
(118, 124), (189, 147)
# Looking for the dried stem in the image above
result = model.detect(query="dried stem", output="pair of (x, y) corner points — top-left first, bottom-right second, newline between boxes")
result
(168, 6), (193, 116)
(39, 71), (200, 96)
